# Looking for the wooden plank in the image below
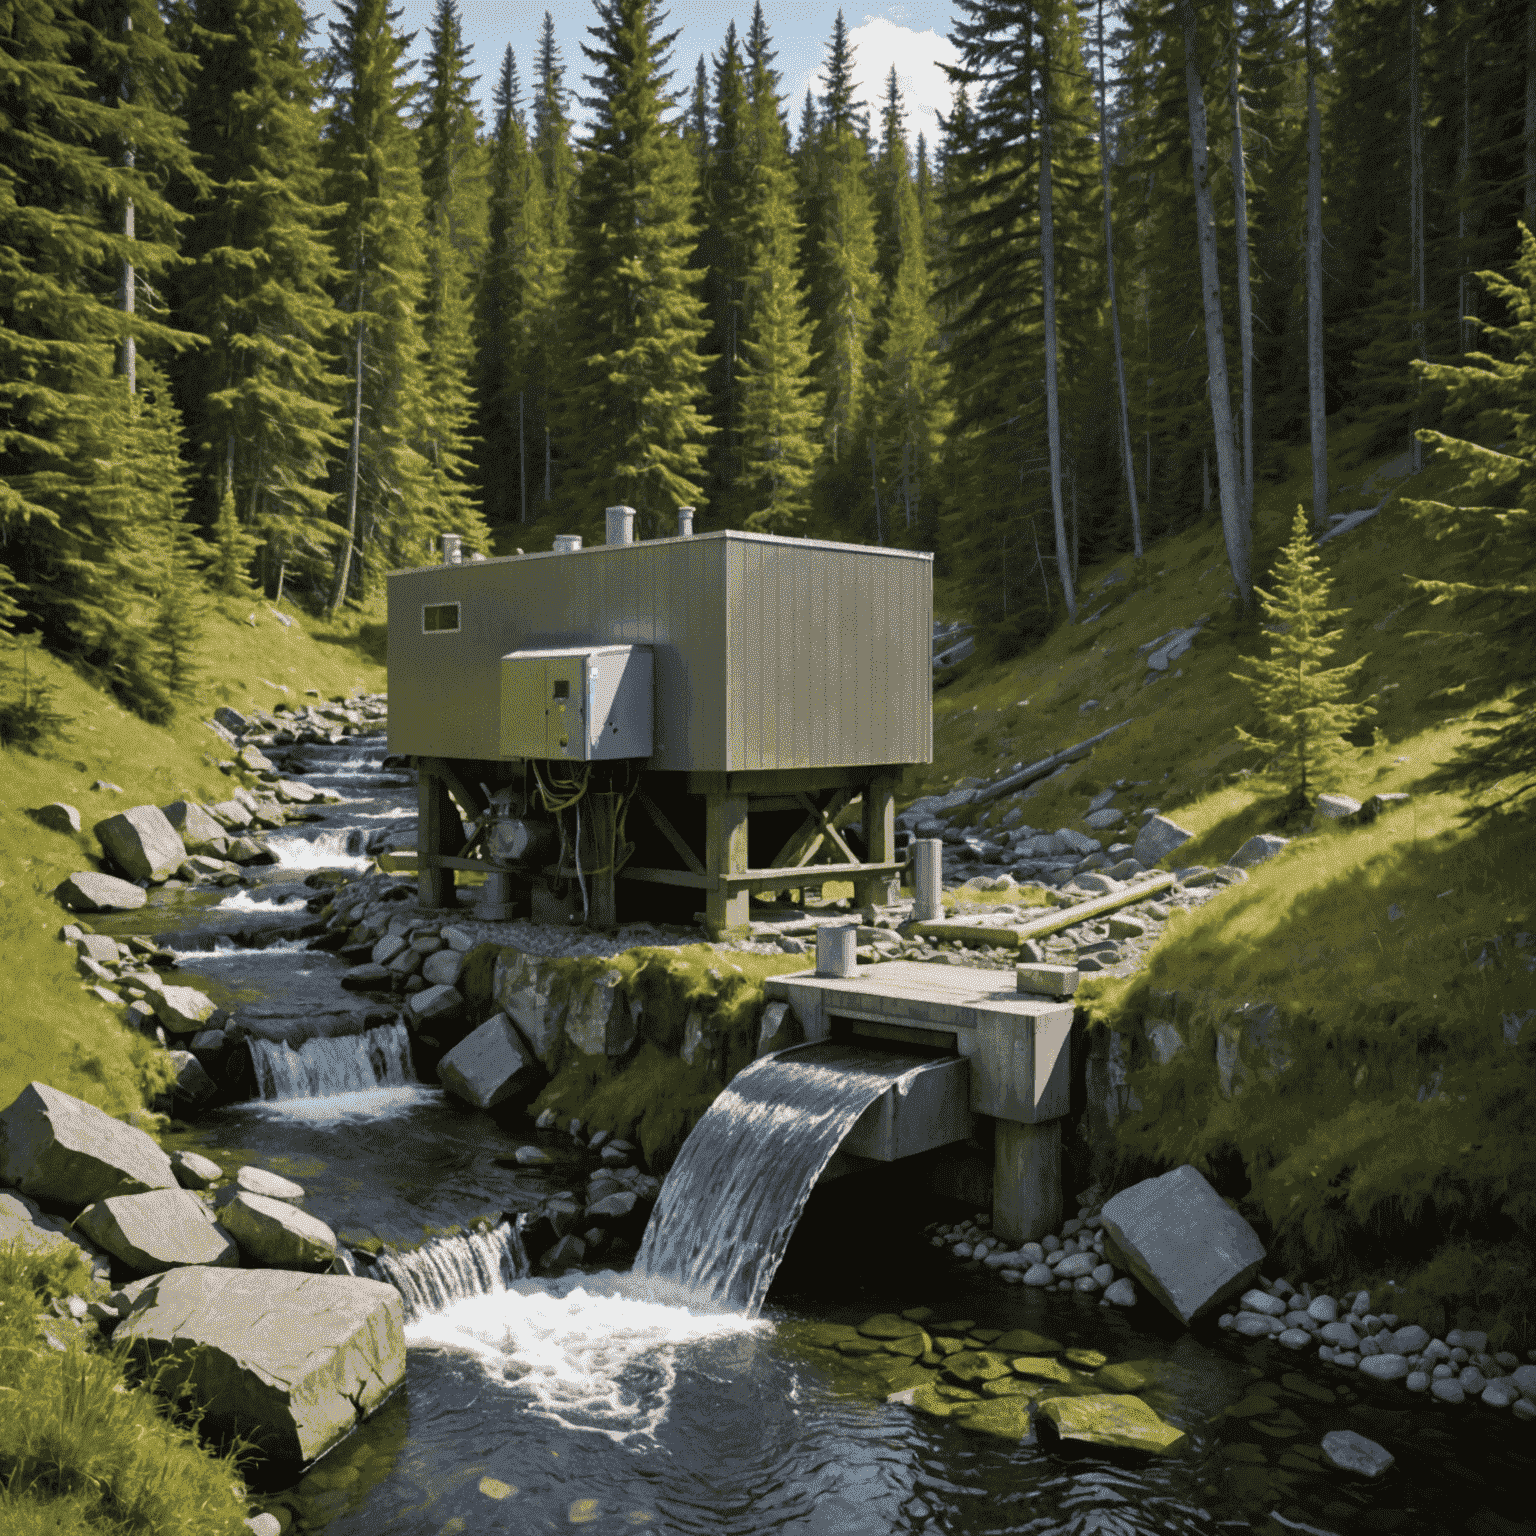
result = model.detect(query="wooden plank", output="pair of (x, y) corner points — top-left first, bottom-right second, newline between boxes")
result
(634, 789), (705, 875)
(705, 793), (751, 934)
(720, 860), (904, 893)
(617, 865), (716, 889)
(909, 873), (1178, 945)
(793, 790), (859, 866)
(417, 756), (490, 820)
(686, 765), (904, 796)
(767, 786), (854, 870)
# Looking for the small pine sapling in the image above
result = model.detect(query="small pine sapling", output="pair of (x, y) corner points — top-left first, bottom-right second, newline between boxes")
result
(208, 489), (260, 596)
(1231, 504), (1374, 808)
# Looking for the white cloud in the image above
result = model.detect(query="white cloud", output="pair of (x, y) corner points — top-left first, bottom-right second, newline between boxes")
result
(799, 15), (961, 152)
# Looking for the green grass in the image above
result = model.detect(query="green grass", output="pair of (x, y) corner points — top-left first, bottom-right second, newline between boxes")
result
(0, 1240), (252, 1535)
(0, 592), (387, 1114)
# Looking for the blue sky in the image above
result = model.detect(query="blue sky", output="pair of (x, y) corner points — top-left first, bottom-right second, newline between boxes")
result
(386, 1), (963, 150)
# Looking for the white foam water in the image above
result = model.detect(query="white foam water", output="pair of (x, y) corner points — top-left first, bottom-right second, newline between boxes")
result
(243, 1085), (439, 1123)
(405, 1271), (768, 1442)
(266, 830), (373, 871)
(168, 936), (313, 961)
(352, 1222), (531, 1321)
(214, 891), (303, 913)
(249, 1019), (415, 1100)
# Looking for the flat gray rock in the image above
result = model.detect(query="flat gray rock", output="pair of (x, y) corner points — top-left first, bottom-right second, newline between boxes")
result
(162, 800), (229, 853)
(406, 982), (464, 1026)
(149, 985), (219, 1035)
(171, 1150), (224, 1189)
(1321, 1428), (1395, 1477)
(1358, 1353), (1411, 1382)
(76, 1189), (239, 1274)
(165, 1050), (217, 1103)
(233, 1165), (305, 1202)
(115, 1266), (404, 1463)
(94, 805), (187, 883)
(1133, 815), (1193, 868)
(1315, 793), (1362, 821)
(421, 948), (465, 987)
(437, 1013), (544, 1110)
(341, 963), (394, 990)
(1230, 833), (1289, 869)
(220, 1191), (337, 1267)
(0, 1189), (112, 1285)
(0, 1081), (177, 1205)
(56, 871), (148, 911)
(31, 802), (81, 834)
(1099, 1164), (1265, 1327)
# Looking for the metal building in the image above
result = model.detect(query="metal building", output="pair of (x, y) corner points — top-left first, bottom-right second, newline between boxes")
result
(386, 516), (933, 936)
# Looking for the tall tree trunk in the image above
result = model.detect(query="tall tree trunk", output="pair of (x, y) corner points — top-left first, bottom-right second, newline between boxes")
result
(1409, 0), (1426, 473)
(1306, 0), (1328, 528)
(1526, 0), (1536, 224)
(1097, 0), (1142, 557)
(519, 389), (527, 523)
(1178, 0), (1250, 608)
(1228, 1), (1253, 520)
(868, 436), (883, 544)
(1038, 36), (1076, 622)
(328, 315), (366, 613)
(1458, 34), (1471, 355)
(118, 10), (135, 394)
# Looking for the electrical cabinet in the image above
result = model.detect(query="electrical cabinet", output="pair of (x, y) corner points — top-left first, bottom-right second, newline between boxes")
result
(498, 645), (653, 762)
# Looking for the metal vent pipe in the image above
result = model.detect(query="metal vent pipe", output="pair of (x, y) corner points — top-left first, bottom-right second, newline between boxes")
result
(677, 506), (694, 537)
(552, 534), (583, 553)
(605, 505), (636, 545)
(440, 532), (462, 565)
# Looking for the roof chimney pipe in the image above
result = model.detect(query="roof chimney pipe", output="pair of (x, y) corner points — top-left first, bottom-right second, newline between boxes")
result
(677, 506), (694, 537)
(605, 505), (636, 546)
(440, 532), (462, 565)
(552, 534), (583, 553)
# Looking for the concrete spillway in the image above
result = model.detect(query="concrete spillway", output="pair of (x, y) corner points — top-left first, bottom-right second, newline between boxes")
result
(248, 1019), (416, 1100)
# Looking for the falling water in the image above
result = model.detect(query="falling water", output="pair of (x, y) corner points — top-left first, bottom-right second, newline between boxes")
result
(633, 1043), (937, 1317)
(346, 1220), (529, 1321)
(267, 827), (373, 870)
(248, 1019), (416, 1100)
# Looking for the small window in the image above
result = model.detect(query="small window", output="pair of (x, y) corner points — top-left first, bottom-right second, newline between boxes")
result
(423, 603), (459, 633)
(552, 679), (570, 699)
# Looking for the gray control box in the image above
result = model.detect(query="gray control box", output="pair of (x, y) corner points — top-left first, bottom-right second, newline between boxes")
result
(498, 645), (653, 762)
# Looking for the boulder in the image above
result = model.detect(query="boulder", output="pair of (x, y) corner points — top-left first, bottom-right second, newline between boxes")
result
(162, 801), (231, 854)
(565, 969), (634, 1057)
(273, 779), (317, 805)
(237, 744), (275, 773)
(166, 1051), (217, 1104)
(436, 1013), (545, 1110)
(1035, 1393), (1188, 1454)
(1315, 793), (1362, 822)
(1053, 827), (1102, 856)
(371, 934), (408, 966)
(149, 985), (219, 1035)
(171, 1150), (224, 1190)
(1098, 1164), (1265, 1327)
(405, 983), (463, 1027)
(1321, 1429), (1395, 1477)
(0, 1189), (112, 1285)
(214, 706), (252, 734)
(1084, 808), (1125, 831)
(1230, 833), (1289, 869)
(493, 951), (565, 1067)
(78, 932), (122, 966)
(225, 836), (273, 865)
(233, 1165), (305, 1202)
(114, 1266), (404, 1463)
(31, 802), (82, 834)
(1145, 625), (1203, 672)
(94, 805), (187, 883)
(56, 871), (147, 912)
(76, 1189), (239, 1274)
(421, 948), (465, 988)
(219, 1191), (338, 1267)
(1133, 815), (1193, 867)
(0, 1081), (177, 1205)
(207, 799), (254, 830)
(341, 963), (395, 991)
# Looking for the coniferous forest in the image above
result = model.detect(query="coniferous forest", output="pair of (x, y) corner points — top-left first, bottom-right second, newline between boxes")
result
(3, 0), (1535, 719)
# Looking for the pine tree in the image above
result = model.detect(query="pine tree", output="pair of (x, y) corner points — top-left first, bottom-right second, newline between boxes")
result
(560, 0), (713, 531)
(1231, 504), (1373, 803)
(209, 485), (260, 594)
(321, 0), (436, 608)
(417, 0), (489, 554)
(1400, 227), (1536, 812)
(174, 0), (344, 601)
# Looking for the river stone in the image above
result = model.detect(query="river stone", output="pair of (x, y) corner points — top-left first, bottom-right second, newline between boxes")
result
(543, 1234), (586, 1269)
(943, 1350), (1011, 1386)
(1321, 1429), (1395, 1477)
(992, 1329), (1061, 1355)
(0, 1081), (177, 1205)
(564, 969), (634, 1058)
(858, 1313), (921, 1339)
(1054, 1252), (1096, 1280)
(1316, 793), (1362, 821)
(1022, 1263), (1054, 1285)
(234, 1166), (305, 1202)
(149, 985), (220, 1035)
(1240, 1288), (1287, 1317)
(1320, 1320), (1360, 1349)
(162, 801), (229, 854)
(1431, 1377), (1465, 1404)
(1099, 1164), (1265, 1327)
(342, 964), (394, 991)
(1230, 833), (1289, 869)
(1513, 1364), (1536, 1396)
(586, 1190), (638, 1221)
(1132, 815), (1193, 868)
(406, 983), (463, 1027)
(219, 1192), (338, 1267)
(1389, 1323), (1431, 1355)
(166, 1050), (217, 1103)
(0, 1189), (112, 1285)
(56, 871), (148, 912)
(1036, 1393), (1188, 1455)
(421, 948), (465, 988)
(1358, 1353), (1411, 1382)
(1308, 1294), (1339, 1323)
(208, 798), (254, 830)
(94, 805), (187, 883)
(32, 801), (82, 834)
(172, 1151), (224, 1190)
(78, 932), (122, 966)
(1010, 1356), (1073, 1383)
(372, 934), (408, 966)
(76, 1189), (239, 1274)
(1232, 1312), (1282, 1338)
(237, 744), (275, 773)
(115, 1266), (404, 1463)
(436, 1013), (544, 1110)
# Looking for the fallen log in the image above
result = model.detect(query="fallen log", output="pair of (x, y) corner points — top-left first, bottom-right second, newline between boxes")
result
(972, 719), (1133, 806)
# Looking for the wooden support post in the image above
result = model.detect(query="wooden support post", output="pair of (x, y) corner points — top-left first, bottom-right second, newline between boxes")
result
(416, 767), (463, 909)
(587, 791), (619, 931)
(855, 772), (900, 910)
(704, 792), (750, 938)
(992, 1118), (1063, 1244)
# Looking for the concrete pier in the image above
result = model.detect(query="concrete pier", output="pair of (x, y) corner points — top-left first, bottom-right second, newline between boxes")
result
(910, 839), (943, 923)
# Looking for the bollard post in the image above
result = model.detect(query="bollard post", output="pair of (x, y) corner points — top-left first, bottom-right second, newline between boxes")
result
(815, 924), (858, 978)
(473, 870), (517, 921)
(911, 838), (943, 922)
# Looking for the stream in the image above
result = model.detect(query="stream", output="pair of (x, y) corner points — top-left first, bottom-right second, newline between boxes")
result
(90, 736), (1535, 1536)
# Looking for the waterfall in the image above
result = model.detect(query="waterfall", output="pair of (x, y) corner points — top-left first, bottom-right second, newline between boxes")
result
(249, 1019), (416, 1100)
(633, 1043), (936, 1317)
(267, 827), (372, 870)
(349, 1220), (529, 1321)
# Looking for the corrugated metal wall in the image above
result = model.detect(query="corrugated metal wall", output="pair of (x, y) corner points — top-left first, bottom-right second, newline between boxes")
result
(388, 532), (931, 772)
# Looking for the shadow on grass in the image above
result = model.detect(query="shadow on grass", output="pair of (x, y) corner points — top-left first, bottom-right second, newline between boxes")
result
(310, 621), (388, 668)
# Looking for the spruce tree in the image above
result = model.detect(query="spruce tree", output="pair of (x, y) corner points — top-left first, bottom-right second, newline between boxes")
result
(1231, 504), (1373, 803)
(321, 0), (436, 607)
(417, 0), (489, 554)
(174, 0), (344, 601)
(560, 0), (713, 531)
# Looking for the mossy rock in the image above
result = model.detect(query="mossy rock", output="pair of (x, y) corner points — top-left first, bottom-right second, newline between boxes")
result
(982, 1377), (1044, 1400)
(900, 1306), (934, 1323)
(858, 1312), (920, 1339)
(930, 1336), (967, 1357)
(836, 1337), (886, 1357)
(876, 1362), (932, 1395)
(1064, 1348), (1108, 1369)
(1093, 1359), (1160, 1393)
(458, 943), (499, 1009)
(902, 1382), (969, 1419)
(942, 1350), (1012, 1387)
(966, 1327), (1003, 1344)
(796, 1322), (862, 1349)
(1036, 1393), (1188, 1456)
(934, 1383), (981, 1402)
(1010, 1356), (1074, 1384)
(932, 1318), (975, 1333)
(919, 1350), (943, 1367)
(992, 1328), (1062, 1355)
(882, 1333), (929, 1358)
(954, 1396), (1036, 1441)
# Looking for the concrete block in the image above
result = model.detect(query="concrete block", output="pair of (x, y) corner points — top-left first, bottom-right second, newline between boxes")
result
(1016, 963), (1078, 999)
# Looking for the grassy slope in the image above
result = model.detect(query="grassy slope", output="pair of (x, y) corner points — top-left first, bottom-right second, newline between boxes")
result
(0, 593), (387, 1116)
(918, 439), (1535, 1346)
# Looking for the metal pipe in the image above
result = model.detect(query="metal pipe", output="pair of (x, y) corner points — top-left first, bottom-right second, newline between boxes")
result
(440, 533), (462, 565)
(605, 506), (636, 545)
(553, 534), (582, 554)
(677, 506), (695, 537)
